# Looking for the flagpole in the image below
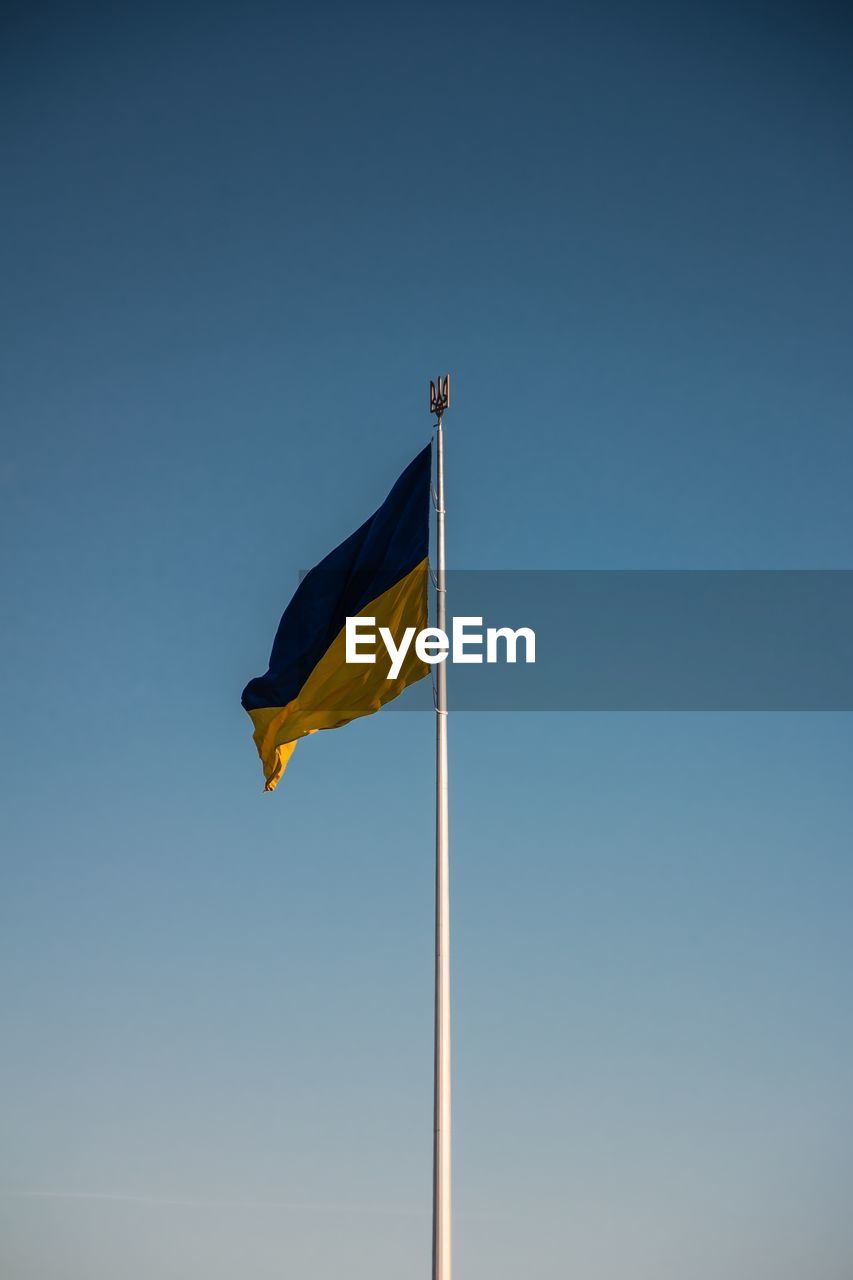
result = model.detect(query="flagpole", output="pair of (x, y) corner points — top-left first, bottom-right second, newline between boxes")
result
(430, 375), (451, 1280)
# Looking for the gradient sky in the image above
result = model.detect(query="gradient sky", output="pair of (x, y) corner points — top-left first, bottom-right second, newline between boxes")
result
(2, 2), (853, 1278)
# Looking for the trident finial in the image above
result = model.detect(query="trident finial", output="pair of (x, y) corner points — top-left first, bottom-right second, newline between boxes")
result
(430, 374), (451, 420)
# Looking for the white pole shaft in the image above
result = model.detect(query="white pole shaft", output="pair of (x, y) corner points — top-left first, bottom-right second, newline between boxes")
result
(432, 418), (451, 1280)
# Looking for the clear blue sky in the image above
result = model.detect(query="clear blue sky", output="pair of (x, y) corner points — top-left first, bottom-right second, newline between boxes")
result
(2, 3), (853, 1278)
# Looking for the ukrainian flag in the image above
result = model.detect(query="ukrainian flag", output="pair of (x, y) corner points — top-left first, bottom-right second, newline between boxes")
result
(241, 444), (432, 790)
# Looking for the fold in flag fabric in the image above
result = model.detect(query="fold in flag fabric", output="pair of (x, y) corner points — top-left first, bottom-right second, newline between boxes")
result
(241, 444), (432, 791)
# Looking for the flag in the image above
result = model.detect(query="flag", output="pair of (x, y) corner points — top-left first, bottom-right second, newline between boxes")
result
(241, 443), (432, 791)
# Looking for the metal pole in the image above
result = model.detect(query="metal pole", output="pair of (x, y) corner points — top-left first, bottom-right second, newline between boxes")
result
(430, 375), (451, 1280)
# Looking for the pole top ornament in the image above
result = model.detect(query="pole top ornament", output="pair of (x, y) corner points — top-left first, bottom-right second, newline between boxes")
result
(430, 375), (451, 420)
